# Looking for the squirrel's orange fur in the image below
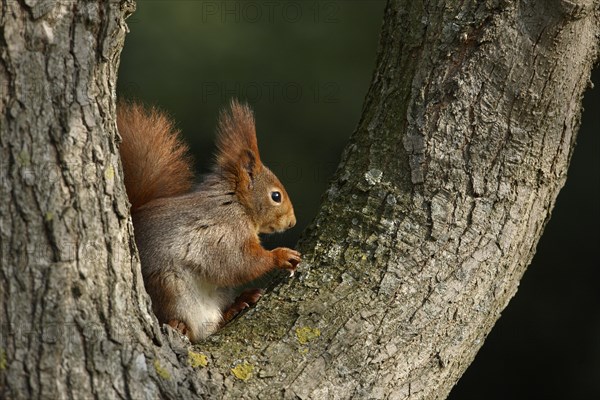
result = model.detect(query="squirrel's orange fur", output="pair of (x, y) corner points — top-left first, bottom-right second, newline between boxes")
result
(117, 101), (194, 211)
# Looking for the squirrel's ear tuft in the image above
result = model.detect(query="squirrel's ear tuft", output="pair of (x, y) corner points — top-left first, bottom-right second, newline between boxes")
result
(215, 99), (262, 179)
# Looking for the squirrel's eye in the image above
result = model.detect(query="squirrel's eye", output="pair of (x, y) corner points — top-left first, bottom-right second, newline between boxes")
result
(271, 191), (282, 203)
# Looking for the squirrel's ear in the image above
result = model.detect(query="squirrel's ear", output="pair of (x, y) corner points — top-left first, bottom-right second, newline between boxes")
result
(215, 99), (262, 179)
(240, 149), (257, 182)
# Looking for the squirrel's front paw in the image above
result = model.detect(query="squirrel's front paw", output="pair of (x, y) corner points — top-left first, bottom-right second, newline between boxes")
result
(272, 247), (301, 272)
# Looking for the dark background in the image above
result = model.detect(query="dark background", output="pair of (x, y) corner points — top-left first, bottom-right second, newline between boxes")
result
(118, 2), (599, 398)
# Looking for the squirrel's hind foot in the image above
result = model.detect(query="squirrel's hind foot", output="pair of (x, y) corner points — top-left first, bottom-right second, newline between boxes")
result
(168, 319), (190, 337)
(220, 288), (264, 326)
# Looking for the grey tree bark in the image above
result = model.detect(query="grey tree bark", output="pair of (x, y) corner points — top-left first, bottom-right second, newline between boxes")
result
(0, 0), (598, 399)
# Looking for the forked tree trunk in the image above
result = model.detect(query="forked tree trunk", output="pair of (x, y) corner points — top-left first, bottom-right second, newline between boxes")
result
(1, 0), (598, 399)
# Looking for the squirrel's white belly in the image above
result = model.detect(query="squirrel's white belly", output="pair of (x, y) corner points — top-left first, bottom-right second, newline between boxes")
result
(181, 277), (231, 339)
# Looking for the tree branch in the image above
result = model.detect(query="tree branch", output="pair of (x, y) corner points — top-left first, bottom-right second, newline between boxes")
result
(197, 1), (600, 398)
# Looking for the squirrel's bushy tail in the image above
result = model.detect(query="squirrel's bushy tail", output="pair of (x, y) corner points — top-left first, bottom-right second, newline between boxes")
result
(117, 101), (194, 211)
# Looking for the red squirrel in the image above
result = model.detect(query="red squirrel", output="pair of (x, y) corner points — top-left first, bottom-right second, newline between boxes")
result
(117, 100), (301, 342)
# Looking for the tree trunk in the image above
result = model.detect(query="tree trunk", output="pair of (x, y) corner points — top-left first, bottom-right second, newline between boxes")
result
(1, 0), (598, 399)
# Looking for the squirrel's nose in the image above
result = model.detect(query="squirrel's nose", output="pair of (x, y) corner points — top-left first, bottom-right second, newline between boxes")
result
(288, 215), (296, 228)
